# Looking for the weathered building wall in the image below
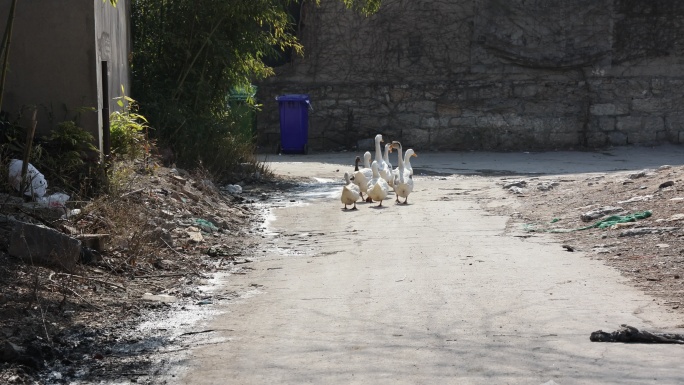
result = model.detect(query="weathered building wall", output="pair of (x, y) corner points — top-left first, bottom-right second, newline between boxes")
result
(257, 0), (684, 151)
(95, 0), (131, 152)
(0, 0), (129, 152)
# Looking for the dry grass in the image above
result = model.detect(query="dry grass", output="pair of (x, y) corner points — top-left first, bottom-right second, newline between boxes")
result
(0, 149), (269, 383)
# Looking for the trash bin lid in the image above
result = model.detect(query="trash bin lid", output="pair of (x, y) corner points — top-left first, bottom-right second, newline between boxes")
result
(276, 94), (310, 102)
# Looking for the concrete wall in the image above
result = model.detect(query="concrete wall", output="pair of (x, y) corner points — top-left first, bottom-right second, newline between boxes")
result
(0, 0), (129, 152)
(257, 0), (684, 151)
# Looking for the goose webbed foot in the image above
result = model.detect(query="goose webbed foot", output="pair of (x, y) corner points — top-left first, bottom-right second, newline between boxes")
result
(352, 204), (358, 210)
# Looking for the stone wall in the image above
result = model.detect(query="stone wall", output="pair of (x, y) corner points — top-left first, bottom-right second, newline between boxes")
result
(256, 0), (684, 151)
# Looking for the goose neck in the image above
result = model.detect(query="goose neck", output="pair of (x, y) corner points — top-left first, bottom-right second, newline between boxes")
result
(375, 137), (383, 161)
(396, 145), (405, 168)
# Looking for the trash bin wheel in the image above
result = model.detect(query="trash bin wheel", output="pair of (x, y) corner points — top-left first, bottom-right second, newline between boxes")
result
(276, 143), (282, 155)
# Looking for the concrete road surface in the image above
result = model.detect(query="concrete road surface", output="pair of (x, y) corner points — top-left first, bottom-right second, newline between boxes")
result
(176, 145), (684, 385)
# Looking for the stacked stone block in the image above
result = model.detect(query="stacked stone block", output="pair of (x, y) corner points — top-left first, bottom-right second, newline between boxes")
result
(257, 0), (684, 151)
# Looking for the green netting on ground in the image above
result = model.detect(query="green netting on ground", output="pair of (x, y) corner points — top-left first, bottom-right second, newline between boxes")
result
(524, 211), (652, 233)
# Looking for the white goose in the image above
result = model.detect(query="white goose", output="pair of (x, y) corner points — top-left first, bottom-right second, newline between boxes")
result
(382, 142), (394, 187)
(341, 172), (361, 210)
(391, 147), (417, 180)
(403, 148), (417, 176)
(352, 156), (371, 201)
(390, 144), (404, 195)
(391, 141), (414, 204)
(366, 160), (390, 206)
(372, 134), (391, 183)
(363, 151), (372, 169)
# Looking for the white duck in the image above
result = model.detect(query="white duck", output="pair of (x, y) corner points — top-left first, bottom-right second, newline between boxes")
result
(382, 142), (394, 187)
(390, 144), (404, 189)
(363, 151), (372, 168)
(372, 134), (391, 182)
(352, 156), (370, 201)
(391, 141), (414, 204)
(341, 172), (361, 210)
(391, 146), (417, 180)
(403, 148), (417, 177)
(366, 160), (390, 206)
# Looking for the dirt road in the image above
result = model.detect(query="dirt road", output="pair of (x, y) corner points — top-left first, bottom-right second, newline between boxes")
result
(175, 146), (684, 384)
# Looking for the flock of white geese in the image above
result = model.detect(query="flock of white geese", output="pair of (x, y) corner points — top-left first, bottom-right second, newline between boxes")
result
(341, 134), (416, 209)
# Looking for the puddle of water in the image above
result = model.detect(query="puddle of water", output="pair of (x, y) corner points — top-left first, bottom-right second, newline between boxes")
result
(412, 168), (456, 176)
(312, 177), (336, 183)
(258, 179), (339, 230)
(261, 210), (279, 236)
(136, 304), (220, 336)
(254, 179), (339, 256)
(412, 167), (545, 177)
(290, 179), (340, 202)
(61, 181), (344, 384)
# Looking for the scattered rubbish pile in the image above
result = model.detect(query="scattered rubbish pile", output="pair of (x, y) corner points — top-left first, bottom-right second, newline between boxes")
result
(0, 161), (272, 383)
(8, 159), (71, 210)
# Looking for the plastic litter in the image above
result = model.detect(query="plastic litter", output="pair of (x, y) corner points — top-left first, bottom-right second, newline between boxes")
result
(142, 293), (177, 303)
(60, 209), (81, 220)
(8, 159), (47, 197)
(526, 211), (652, 233)
(586, 211), (652, 230)
(223, 184), (242, 194)
(193, 218), (219, 233)
(508, 186), (525, 194)
(618, 195), (653, 204)
(581, 206), (624, 222)
(37, 192), (70, 209)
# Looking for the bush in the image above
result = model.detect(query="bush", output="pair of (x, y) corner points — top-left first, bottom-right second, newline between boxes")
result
(39, 120), (105, 195)
(169, 111), (269, 183)
(110, 89), (150, 161)
(0, 116), (106, 197)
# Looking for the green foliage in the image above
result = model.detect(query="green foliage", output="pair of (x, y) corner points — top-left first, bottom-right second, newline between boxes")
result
(330, 0), (381, 15)
(171, 112), (265, 181)
(38, 121), (105, 195)
(110, 88), (150, 161)
(0, 118), (26, 156)
(131, 0), (298, 179)
(130, 0), (379, 181)
(0, 117), (106, 197)
(44, 121), (98, 169)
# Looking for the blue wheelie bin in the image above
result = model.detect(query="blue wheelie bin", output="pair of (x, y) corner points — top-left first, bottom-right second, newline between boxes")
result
(276, 94), (311, 154)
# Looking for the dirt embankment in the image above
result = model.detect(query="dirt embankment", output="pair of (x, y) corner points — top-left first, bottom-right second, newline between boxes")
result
(0, 165), (283, 384)
(484, 164), (684, 319)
